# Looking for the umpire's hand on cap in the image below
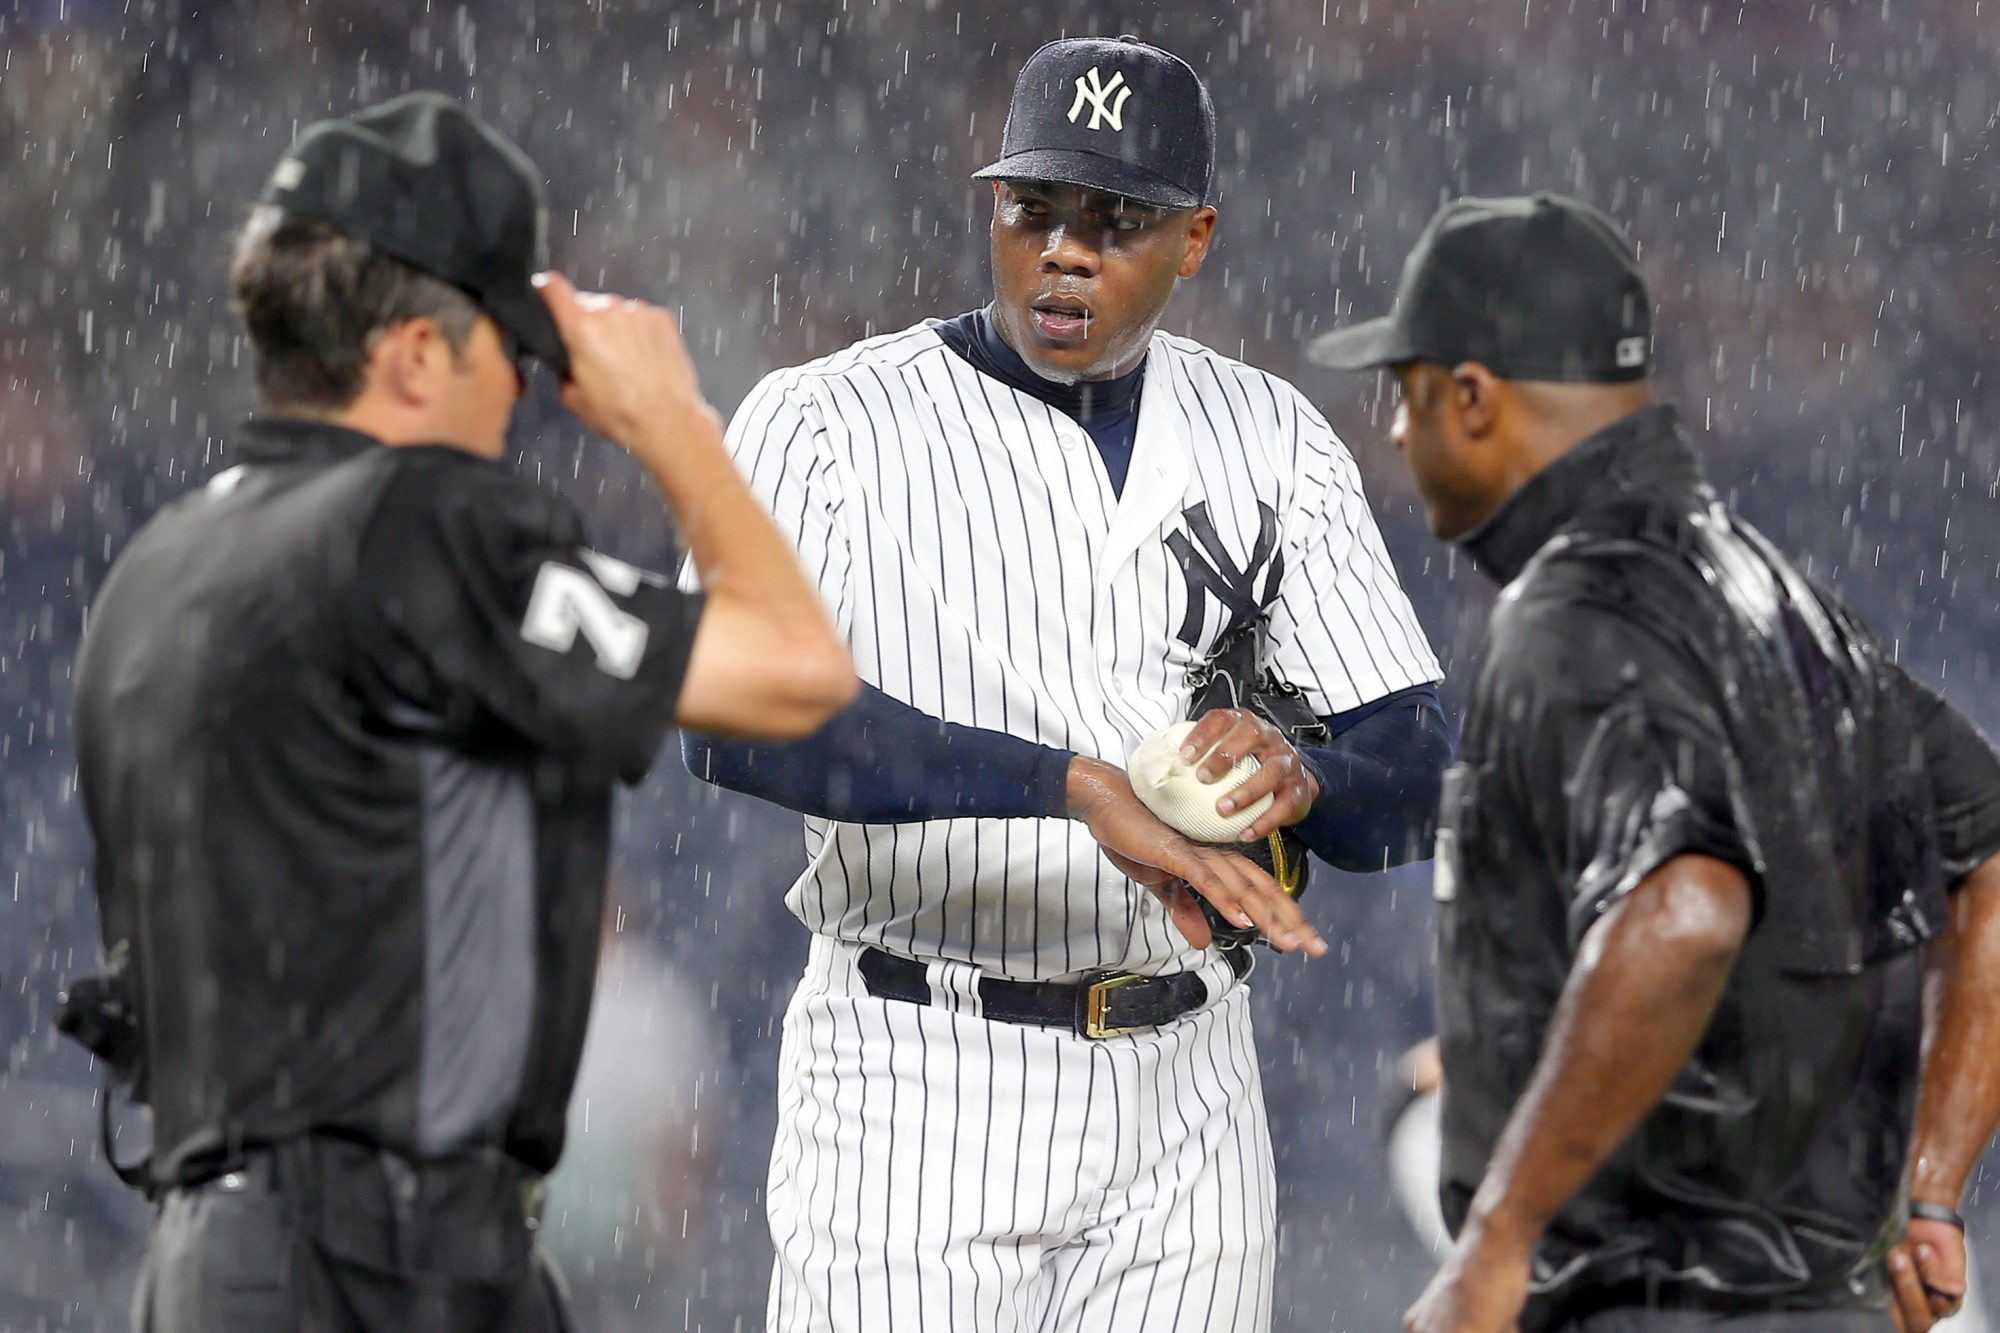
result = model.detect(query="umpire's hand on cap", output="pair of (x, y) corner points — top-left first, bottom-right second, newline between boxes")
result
(535, 271), (722, 458)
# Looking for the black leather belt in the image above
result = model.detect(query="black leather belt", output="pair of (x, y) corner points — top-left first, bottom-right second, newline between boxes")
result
(172, 1132), (545, 1281)
(1531, 1277), (1891, 1331)
(857, 946), (1252, 1040)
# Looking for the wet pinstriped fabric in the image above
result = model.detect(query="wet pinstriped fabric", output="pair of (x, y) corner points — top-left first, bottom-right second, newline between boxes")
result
(766, 937), (1276, 1333)
(717, 319), (1435, 1332)
(723, 322), (1438, 983)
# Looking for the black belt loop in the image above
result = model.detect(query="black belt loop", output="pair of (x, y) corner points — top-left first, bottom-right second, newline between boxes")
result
(856, 946), (1251, 1039)
(378, 1148), (421, 1270)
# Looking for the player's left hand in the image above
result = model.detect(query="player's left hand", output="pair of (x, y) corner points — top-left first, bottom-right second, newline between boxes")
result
(1403, 1223), (1532, 1333)
(1180, 707), (1318, 842)
(1888, 1215), (1968, 1333)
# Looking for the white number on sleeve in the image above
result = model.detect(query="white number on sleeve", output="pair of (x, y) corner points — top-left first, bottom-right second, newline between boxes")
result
(520, 560), (649, 679)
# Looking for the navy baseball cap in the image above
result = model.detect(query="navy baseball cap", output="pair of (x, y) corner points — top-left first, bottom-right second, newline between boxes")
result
(974, 36), (1216, 210)
(1308, 193), (1652, 383)
(259, 92), (570, 378)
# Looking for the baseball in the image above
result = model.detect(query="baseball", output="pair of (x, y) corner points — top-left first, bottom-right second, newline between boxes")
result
(1127, 720), (1273, 842)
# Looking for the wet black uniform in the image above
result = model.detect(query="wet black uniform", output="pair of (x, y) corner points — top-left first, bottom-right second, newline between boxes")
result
(1433, 406), (2000, 1329)
(73, 417), (703, 1329)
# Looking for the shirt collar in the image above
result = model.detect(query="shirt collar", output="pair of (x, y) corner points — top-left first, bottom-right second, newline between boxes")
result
(1457, 404), (1702, 584)
(235, 416), (384, 465)
(941, 305), (1146, 421)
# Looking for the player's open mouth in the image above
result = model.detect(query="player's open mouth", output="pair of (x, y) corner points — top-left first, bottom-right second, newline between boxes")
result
(1030, 300), (1092, 343)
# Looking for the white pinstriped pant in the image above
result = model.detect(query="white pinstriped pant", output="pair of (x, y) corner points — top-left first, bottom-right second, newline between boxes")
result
(765, 935), (1276, 1333)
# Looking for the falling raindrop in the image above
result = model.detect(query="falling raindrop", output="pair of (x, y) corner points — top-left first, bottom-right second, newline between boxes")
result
(3, 4), (1996, 1330)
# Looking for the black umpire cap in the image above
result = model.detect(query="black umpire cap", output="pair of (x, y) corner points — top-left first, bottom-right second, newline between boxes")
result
(260, 92), (570, 378)
(1309, 192), (1652, 383)
(974, 35), (1216, 210)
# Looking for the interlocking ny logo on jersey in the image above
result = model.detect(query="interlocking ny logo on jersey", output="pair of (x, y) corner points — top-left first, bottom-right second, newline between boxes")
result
(1067, 67), (1132, 131)
(1166, 502), (1284, 649)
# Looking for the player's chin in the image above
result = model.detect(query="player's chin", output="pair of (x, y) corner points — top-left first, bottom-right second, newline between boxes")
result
(1017, 334), (1121, 384)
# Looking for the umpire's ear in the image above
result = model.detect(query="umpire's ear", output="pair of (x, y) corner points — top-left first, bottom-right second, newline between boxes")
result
(1447, 362), (1505, 441)
(371, 316), (459, 409)
(1177, 206), (1219, 279)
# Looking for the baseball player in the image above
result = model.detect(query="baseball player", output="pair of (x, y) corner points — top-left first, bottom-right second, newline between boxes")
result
(683, 37), (1447, 1332)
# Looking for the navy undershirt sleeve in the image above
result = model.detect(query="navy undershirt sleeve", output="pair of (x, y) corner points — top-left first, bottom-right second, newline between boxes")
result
(687, 676), (1450, 873)
(1291, 684), (1451, 872)
(683, 683), (1074, 822)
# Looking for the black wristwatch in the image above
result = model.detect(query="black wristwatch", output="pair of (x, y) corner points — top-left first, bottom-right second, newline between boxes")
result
(1909, 1199), (1967, 1231)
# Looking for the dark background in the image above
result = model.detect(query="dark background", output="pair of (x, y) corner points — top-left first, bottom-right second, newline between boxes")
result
(2, 1), (1996, 1329)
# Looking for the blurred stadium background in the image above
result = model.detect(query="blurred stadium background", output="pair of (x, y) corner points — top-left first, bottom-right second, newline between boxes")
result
(2, 1), (1995, 1328)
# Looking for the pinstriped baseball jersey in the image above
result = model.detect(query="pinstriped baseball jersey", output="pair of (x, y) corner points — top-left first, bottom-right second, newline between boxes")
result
(713, 319), (1439, 981)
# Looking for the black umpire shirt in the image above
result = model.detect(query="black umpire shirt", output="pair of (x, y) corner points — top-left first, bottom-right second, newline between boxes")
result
(73, 418), (704, 1188)
(1434, 406), (2000, 1319)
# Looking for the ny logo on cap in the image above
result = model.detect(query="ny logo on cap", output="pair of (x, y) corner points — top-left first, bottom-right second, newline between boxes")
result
(1068, 67), (1132, 132)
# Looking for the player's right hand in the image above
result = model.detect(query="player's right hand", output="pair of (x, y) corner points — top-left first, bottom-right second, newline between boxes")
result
(1067, 757), (1328, 956)
(534, 270), (722, 452)
(1099, 847), (1214, 947)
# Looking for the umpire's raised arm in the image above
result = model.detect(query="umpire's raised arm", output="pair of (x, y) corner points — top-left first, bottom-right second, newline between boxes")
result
(535, 271), (856, 739)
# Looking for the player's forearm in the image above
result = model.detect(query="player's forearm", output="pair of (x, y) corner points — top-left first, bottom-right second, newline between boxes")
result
(1910, 853), (2000, 1208)
(1462, 855), (1751, 1251)
(1293, 686), (1449, 871)
(683, 682), (1074, 822)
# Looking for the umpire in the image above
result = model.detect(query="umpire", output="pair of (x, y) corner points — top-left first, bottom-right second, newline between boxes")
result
(69, 94), (855, 1331)
(1311, 193), (2000, 1333)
